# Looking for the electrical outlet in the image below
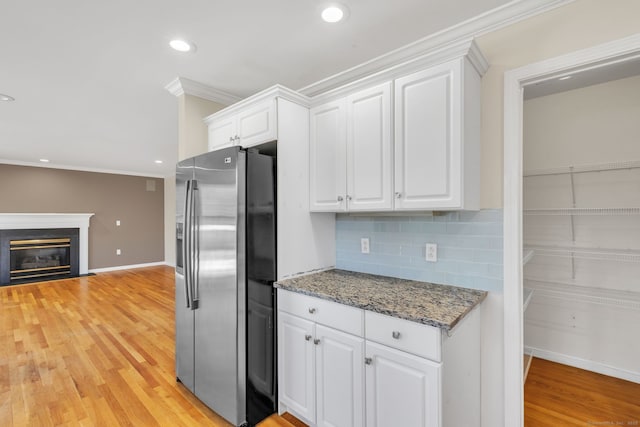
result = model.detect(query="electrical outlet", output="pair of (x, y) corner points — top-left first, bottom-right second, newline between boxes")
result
(116, 220), (121, 226)
(360, 238), (370, 254)
(116, 249), (121, 255)
(425, 243), (437, 262)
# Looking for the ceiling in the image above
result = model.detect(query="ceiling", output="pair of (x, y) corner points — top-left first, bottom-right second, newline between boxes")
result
(0, 0), (520, 178)
(524, 56), (640, 100)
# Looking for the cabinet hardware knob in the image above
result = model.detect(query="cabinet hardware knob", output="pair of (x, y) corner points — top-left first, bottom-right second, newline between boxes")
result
(314, 339), (321, 345)
(235, 135), (240, 141)
(395, 192), (402, 199)
(364, 357), (372, 365)
(229, 136), (234, 143)
(308, 308), (316, 314)
(337, 196), (343, 202)
(346, 195), (352, 200)
(392, 331), (401, 339)
(305, 334), (312, 341)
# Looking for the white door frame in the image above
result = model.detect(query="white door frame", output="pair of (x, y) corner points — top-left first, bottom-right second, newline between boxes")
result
(503, 33), (640, 426)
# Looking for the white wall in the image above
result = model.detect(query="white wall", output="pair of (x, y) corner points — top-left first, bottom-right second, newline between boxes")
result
(524, 75), (640, 170)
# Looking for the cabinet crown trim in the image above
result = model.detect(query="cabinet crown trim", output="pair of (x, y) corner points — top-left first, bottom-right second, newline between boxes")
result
(306, 38), (487, 107)
(164, 77), (242, 106)
(203, 84), (311, 124)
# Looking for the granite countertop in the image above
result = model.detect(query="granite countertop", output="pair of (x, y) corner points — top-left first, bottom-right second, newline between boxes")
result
(275, 269), (487, 331)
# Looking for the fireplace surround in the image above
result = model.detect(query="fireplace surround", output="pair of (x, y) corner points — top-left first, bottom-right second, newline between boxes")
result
(0, 213), (93, 285)
(1, 228), (79, 285)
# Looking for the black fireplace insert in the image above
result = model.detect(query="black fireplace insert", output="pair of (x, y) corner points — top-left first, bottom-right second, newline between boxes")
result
(0, 228), (80, 286)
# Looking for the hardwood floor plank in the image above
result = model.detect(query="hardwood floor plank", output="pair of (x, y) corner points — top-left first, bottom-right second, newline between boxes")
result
(0, 266), (304, 426)
(525, 357), (640, 426)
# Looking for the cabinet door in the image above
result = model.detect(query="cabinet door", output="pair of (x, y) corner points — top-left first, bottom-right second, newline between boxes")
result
(237, 99), (277, 148)
(310, 99), (347, 212)
(315, 325), (364, 427)
(365, 341), (441, 427)
(208, 116), (237, 151)
(394, 60), (462, 210)
(278, 312), (316, 423)
(346, 82), (393, 211)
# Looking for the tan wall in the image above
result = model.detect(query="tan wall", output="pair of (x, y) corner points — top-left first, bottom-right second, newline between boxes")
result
(165, 94), (227, 267)
(524, 75), (640, 170)
(0, 164), (164, 269)
(476, 0), (640, 208)
(177, 94), (225, 161)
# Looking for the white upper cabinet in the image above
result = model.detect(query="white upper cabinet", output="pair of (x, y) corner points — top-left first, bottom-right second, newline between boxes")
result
(346, 83), (393, 212)
(394, 58), (480, 210)
(207, 98), (277, 151)
(208, 116), (236, 151)
(309, 100), (347, 212)
(309, 49), (483, 213)
(310, 82), (393, 212)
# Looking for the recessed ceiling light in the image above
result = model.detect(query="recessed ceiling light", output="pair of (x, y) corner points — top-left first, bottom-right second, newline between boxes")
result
(40, 159), (50, 163)
(170, 39), (196, 53)
(558, 75), (573, 81)
(0, 93), (15, 102)
(321, 5), (346, 23)
(155, 160), (163, 164)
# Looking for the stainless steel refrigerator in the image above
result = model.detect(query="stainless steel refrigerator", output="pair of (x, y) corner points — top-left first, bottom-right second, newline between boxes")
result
(176, 146), (276, 426)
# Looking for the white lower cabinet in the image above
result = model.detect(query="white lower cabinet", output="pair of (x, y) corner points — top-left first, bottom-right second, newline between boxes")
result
(277, 289), (481, 427)
(365, 341), (440, 427)
(278, 312), (316, 422)
(316, 325), (364, 427)
(277, 312), (364, 427)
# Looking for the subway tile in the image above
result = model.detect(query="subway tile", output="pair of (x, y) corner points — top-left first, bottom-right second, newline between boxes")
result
(335, 209), (504, 291)
(374, 221), (401, 232)
(473, 249), (503, 264)
(487, 263), (504, 279)
(459, 209), (503, 223)
(399, 221), (422, 233)
(400, 244), (423, 257)
(438, 247), (474, 261)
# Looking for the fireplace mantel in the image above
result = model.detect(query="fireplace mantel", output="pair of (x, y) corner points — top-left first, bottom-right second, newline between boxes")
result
(0, 213), (94, 274)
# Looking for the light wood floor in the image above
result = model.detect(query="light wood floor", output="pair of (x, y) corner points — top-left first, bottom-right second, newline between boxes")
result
(525, 357), (640, 426)
(0, 266), (304, 426)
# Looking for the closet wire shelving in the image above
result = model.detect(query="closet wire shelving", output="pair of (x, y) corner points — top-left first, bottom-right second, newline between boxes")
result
(521, 159), (640, 382)
(523, 159), (640, 278)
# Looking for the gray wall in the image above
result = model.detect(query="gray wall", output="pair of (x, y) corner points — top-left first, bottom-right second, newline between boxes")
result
(0, 164), (164, 269)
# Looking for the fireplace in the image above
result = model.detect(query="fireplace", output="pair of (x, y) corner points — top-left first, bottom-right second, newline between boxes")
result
(1, 228), (80, 285)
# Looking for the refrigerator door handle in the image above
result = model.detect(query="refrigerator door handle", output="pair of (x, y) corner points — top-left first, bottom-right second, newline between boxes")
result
(192, 179), (200, 309)
(183, 179), (192, 309)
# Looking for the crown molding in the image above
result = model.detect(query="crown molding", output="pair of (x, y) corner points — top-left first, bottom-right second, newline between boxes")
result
(204, 84), (310, 124)
(308, 38), (486, 107)
(164, 77), (242, 106)
(0, 159), (169, 179)
(298, 0), (574, 97)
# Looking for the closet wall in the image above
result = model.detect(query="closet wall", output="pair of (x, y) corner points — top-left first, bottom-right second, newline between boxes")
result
(523, 75), (640, 383)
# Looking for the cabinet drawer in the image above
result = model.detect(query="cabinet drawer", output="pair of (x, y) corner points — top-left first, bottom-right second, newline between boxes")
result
(278, 289), (364, 336)
(365, 311), (441, 362)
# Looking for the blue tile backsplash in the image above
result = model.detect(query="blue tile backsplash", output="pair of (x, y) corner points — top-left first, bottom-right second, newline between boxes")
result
(335, 210), (503, 292)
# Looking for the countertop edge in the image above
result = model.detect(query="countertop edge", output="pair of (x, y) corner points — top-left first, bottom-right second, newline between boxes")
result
(274, 280), (487, 331)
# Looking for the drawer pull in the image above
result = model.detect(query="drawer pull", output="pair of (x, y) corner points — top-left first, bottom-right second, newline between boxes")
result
(305, 334), (312, 341)
(364, 357), (372, 365)
(308, 308), (316, 314)
(313, 339), (321, 345)
(392, 331), (401, 339)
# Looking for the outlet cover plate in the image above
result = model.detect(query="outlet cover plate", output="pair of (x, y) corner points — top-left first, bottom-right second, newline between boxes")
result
(425, 243), (437, 262)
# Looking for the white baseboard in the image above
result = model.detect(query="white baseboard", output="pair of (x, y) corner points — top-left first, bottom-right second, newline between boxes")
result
(525, 346), (640, 384)
(89, 261), (169, 274)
